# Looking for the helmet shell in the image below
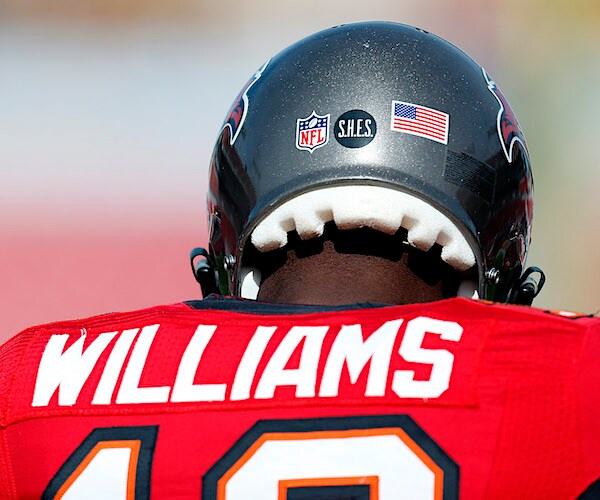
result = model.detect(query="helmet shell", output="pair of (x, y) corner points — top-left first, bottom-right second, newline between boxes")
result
(207, 21), (533, 301)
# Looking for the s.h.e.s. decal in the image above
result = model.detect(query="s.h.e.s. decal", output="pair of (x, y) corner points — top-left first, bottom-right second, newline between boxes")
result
(334, 109), (377, 148)
(221, 59), (270, 146)
(482, 68), (528, 163)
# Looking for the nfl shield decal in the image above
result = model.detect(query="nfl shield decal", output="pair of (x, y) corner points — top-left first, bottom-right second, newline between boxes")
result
(296, 111), (330, 152)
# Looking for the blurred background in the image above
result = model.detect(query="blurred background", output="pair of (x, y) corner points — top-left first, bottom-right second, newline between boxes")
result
(1, 0), (599, 340)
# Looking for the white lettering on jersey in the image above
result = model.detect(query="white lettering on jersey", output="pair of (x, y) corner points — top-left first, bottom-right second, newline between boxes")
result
(230, 326), (277, 401)
(171, 325), (226, 402)
(116, 325), (171, 404)
(255, 326), (329, 399)
(32, 331), (118, 407)
(92, 328), (138, 405)
(319, 319), (403, 397)
(392, 316), (463, 398)
(31, 315), (465, 407)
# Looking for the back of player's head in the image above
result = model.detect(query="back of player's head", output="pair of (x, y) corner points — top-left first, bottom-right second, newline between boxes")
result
(192, 21), (544, 305)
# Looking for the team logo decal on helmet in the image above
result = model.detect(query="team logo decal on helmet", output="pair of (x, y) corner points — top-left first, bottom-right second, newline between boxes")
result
(334, 109), (377, 148)
(482, 68), (528, 163)
(296, 111), (330, 152)
(221, 59), (270, 146)
(390, 100), (449, 145)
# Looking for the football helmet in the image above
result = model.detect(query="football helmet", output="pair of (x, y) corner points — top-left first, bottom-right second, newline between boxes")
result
(192, 21), (544, 304)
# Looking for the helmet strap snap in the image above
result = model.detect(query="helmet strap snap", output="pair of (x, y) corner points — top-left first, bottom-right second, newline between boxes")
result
(512, 266), (546, 305)
(190, 247), (219, 298)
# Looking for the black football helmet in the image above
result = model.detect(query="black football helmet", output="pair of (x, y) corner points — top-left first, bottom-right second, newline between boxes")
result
(192, 21), (545, 304)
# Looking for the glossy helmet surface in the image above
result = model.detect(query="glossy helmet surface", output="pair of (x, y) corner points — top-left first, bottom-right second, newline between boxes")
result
(200, 21), (538, 303)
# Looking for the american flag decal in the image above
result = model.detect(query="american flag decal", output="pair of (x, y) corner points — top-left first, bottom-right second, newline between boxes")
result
(391, 100), (449, 145)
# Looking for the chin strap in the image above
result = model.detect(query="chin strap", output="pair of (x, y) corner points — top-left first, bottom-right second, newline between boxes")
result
(512, 266), (546, 306)
(190, 247), (219, 298)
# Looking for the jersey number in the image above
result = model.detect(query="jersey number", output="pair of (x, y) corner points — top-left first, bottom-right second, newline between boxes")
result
(44, 416), (458, 499)
(42, 426), (157, 500)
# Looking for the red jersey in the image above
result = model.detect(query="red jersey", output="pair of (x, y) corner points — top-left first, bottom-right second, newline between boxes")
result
(0, 297), (598, 499)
